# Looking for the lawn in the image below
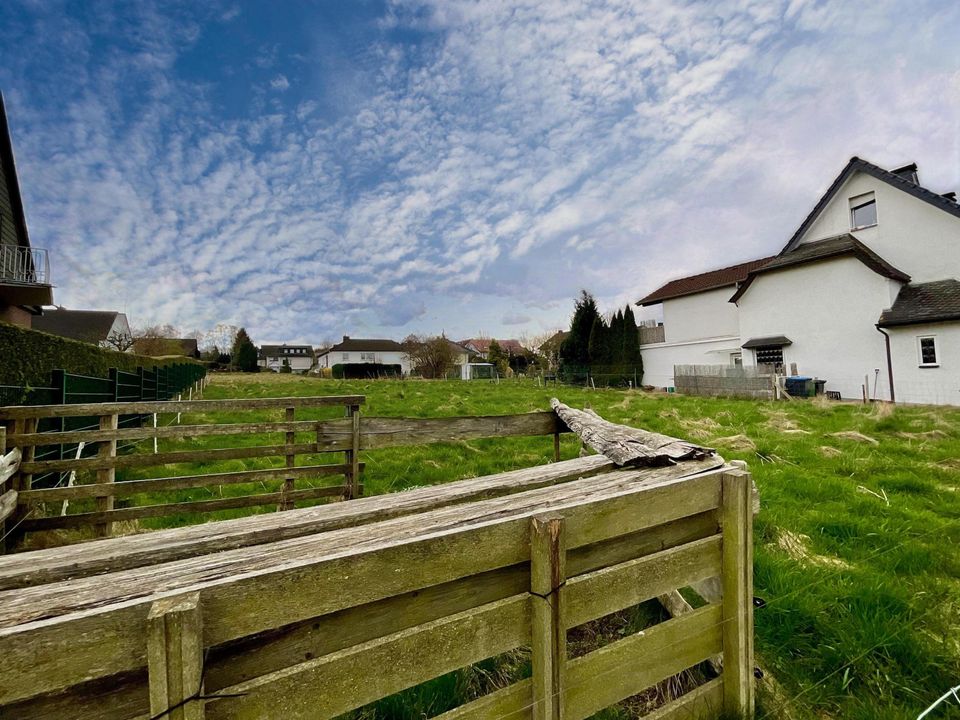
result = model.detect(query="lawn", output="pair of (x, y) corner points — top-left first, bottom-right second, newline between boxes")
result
(40, 373), (960, 719)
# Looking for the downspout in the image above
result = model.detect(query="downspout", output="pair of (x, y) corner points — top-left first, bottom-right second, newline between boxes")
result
(875, 325), (895, 403)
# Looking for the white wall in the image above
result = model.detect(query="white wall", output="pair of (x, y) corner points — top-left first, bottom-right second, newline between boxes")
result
(737, 256), (901, 400)
(263, 354), (313, 372)
(799, 172), (960, 283)
(661, 287), (740, 343)
(639, 336), (743, 389)
(887, 323), (960, 406)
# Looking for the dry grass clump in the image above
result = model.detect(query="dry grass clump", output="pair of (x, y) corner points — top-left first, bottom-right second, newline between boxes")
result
(657, 408), (680, 420)
(829, 431), (879, 445)
(897, 430), (949, 441)
(712, 434), (757, 451)
(869, 401), (895, 419)
(818, 445), (843, 458)
(764, 411), (810, 434)
(773, 528), (852, 569)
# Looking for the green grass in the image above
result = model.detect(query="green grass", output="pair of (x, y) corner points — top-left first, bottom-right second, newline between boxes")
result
(31, 373), (960, 718)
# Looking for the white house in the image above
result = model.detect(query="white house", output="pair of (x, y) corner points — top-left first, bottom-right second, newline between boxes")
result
(317, 336), (411, 376)
(637, 157), (960, 405)
(259, 344), (314, 372)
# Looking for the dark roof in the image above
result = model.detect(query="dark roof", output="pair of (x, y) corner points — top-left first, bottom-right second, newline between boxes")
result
(742, 335), (792, 349)
(730, 234), (910, 303)
(33, 308), (122, 342)
(780, 156), (960, 254)
(323, 337), (404, 354)
(636, 257), (776, 306)
(0, 92), (31, 250)
(445, 339), (477, 355)
(878, 280), (960, 327)
(260, 344), (314, 355)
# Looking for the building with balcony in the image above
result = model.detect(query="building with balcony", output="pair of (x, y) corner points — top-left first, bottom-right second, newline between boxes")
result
(0, 93), (53, 327)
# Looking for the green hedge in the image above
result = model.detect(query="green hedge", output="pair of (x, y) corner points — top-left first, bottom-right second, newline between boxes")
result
(331, 363), (402, 379)
(0, 322), (202, 387)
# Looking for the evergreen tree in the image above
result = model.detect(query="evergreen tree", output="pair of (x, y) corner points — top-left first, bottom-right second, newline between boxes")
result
(560, 290), (600, 367)
(231, 328), (258, 372)
(587, 315), (609, 366)
(622, 305), (643, 384)
(487, 339), (509, 376)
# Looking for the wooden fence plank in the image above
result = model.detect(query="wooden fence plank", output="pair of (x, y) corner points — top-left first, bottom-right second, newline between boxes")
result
(0, 489), (17, 523)
(280, 407), (295, 511)
(0, 454), (623, 590)
(640, 678), (723, 720)
(530, 515), (565, 720)
(20, 486), (349, 531)
(94, 413), (119, 538)
(148, 592), (204, 720)
(204, 595), (530, 720)
(721, 469), (755, 718)
(565, 535), (721, 629)
(433, 680), (532, 720)
(0, 395), (366, 420)
(17, 463), (360, 503)
(564, 605), (722, 720)
(8, 420), (324, 446)
(0, 447), (21, 484)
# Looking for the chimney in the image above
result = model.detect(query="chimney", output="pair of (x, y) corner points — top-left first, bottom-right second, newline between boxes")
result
(342, 335), (350, 342)
(891, 162), (919, 185)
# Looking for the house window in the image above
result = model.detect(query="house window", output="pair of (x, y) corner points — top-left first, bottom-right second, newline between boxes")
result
(360, 352), (376, 361)
(850, 193), (877, 230)
(755, 345), (784, 372)
(918, 336), (938, 367)
(342, 353), (349, 361)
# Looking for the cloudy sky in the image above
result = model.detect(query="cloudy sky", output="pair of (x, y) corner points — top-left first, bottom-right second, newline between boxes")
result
(2, 1), (959, 345)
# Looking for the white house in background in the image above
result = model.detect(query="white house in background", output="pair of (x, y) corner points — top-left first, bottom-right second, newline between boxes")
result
(259, 344), (314, 372)
(316, 336), (411, 375)
(637, 157), (960, 406)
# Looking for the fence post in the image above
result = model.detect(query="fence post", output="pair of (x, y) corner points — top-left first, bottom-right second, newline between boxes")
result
(280, 406), (295, 511)
(721, 469), (755, 718)
(344, 404), (361, 500)
(530, 514), (566, 720)
(147, 592), (204, 720)
(94, 413), (119, 538)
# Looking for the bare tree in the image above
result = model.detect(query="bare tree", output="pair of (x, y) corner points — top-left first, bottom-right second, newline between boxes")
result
(133, 324), (181, 356)
(402, 334), (456, 379)
(102, 330), (136, 352)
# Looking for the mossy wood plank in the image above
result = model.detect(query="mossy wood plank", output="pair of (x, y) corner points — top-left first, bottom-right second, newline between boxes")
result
(433, 679), (532, 720)
(0, 395), (366, 420)
(0, 466), (726, 704)
(0, 489), (16, 522)
(20, 486), (348, 531)
(565, 535), (721, 628)
(0, 454), (622, 590)
(204, 596), (530, 720)
(0, 446), (20, 483)
(147, 593), (204, 720)
(530, 515), (565, 720)
(721, 470), (755, 718)
(8, 420), (324, 446)
(640, 678), (723, 720)
(18, 463), (357, 503)
(19, 441), (325, 474)
(94, 413), (118, 537)
(564, 605), (722, 720)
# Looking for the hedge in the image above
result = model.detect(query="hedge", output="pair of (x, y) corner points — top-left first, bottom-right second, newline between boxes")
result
(0, 322), (202, 387)
(331, 363), (403, 380)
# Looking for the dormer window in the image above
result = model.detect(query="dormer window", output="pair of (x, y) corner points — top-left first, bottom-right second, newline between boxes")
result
(850, 193), (877, 230)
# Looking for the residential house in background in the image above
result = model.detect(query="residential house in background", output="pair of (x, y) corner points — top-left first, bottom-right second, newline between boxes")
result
(316, 336), (411, 375)
(445, 339), (479, 367)
(637, 157), (960, 405)
(259, 344), (315, 372)
(0, 93), (53, 327)
(460, 338), (526, 359)
(33, 308), (131, 348)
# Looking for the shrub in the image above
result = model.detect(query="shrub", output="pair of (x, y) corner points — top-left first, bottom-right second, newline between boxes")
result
(331, 363), (402, 379)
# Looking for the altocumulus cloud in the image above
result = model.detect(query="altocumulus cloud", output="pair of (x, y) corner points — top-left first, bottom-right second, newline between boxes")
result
(0, 0), (958, 342)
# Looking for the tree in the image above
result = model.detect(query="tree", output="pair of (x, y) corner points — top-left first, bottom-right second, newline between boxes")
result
(103, 330), (136, 352)
(231, 328), (259, 372)
(402, 334), (456, 379)
(487, 339), (509, 376)
(560, 290), (600, 368)
(587, 315), (610, 365)
(133, 324), (182, 356)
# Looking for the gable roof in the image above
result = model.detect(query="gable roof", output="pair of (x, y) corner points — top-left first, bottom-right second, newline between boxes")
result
(636, 257), (775, 306)
(460, 338), (526, 355)
(780, 156), (960, 254)
(33, 308), (122, 342)
(878, 279), (960, 327)
(730, 234), (910, 303)
(322, 337), (404, 354)
(260, 344), (314, 356)
(0, 92), (31, 250)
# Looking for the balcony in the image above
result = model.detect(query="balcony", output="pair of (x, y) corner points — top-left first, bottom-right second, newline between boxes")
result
(0, 245), (53, 306)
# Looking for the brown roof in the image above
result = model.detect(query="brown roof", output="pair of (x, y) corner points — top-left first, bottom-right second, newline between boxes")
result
(323, 337), (404, 354)
(730, 234), (910, 303)
(878, 280), (960, 327)
(636, 257), (775, 306)
(460, 338), (526, 355)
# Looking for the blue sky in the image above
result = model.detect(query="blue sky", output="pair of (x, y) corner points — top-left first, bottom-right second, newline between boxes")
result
(1, 1), (959, 346)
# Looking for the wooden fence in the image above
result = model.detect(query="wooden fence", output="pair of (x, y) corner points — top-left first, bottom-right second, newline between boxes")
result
(0, 395), (570, 547)
(674, 364), (776, 400)
(0, 458), (755, 720)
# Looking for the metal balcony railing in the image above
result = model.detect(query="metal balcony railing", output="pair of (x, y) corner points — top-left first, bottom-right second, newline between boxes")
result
(0, 245), (50, 285)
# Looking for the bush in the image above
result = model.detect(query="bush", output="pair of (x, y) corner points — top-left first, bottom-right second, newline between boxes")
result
(331, 363), (402, 379)
(0, 322), (201, 387)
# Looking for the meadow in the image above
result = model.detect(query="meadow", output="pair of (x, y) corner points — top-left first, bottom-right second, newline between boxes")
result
(34, 373), (960, 719)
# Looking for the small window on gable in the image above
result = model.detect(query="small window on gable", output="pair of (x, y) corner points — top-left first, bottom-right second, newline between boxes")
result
(850, 193), (877, 230)
(918, 336), (938, 367)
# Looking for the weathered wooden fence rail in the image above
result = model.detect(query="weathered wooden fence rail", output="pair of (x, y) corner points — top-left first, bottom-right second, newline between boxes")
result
(0, 460), (755, 720)
(0, 395), (572, 547)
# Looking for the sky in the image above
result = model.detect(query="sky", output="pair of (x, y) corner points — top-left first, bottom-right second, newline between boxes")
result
(1, 0), (959, 346)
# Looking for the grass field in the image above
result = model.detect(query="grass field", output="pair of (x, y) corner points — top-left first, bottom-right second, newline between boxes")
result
(34, 373), (960, 719)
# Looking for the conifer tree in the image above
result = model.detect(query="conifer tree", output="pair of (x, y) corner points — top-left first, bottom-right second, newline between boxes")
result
(560, 290), (600, 367)
(231, 328), (258, 373)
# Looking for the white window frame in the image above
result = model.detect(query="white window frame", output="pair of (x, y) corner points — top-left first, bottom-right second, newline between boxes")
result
(342, 352), (350, 361)
(917, 335), (939, 367)
(849, 192), (878, 231)
(360, 352), (376, 362)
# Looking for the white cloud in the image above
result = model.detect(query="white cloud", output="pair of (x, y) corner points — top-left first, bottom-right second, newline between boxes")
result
(269, 74), (290, 91)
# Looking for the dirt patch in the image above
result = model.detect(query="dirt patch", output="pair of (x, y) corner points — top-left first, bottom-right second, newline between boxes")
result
(773, 529), (852, 569)
(712, 434), (757, 451)
(818, 445), (843, 458)
(829, 431), (879, 445)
